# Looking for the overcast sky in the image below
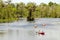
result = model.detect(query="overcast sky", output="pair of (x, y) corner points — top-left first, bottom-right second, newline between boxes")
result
(4, 0), (60, 4)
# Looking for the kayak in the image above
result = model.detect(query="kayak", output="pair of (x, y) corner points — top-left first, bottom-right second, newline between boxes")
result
(38, 31), (45, 35)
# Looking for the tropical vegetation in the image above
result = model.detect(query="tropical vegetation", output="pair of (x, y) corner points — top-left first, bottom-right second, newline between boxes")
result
(0, 0), (60, 22)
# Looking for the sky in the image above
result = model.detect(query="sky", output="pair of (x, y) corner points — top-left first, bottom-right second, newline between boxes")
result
(4, 0), (60, 5)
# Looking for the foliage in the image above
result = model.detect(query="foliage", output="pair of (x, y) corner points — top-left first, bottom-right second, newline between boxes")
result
(0, 0), (60, 22)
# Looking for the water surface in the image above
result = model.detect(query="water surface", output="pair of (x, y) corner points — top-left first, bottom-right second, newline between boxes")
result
(0, 18), (60, 40)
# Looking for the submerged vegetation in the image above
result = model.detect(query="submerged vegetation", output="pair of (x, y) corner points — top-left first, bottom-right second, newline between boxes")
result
(0, 0), (60, 22)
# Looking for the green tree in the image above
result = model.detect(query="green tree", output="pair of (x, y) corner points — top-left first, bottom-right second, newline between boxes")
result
(26, 2), (36, 18)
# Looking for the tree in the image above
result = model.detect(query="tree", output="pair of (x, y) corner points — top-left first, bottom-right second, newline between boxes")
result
(26, 2), (36, 18)
(16, 2), (27, 18)
(48, 2), (53, 6)
(26, 2), (36, 21)
(39, 3), (48, 18)
(5, 0), (11, 4)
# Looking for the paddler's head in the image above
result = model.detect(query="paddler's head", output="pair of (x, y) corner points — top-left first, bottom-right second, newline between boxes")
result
(34, 25), (38, 28)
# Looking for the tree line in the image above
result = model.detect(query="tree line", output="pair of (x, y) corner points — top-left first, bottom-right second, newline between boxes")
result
(0, 0), (60, 22)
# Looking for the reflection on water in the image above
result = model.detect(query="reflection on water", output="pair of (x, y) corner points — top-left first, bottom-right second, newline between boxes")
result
(0, 28), (60, 40)
(0, 31), (8, 40)
(0, 18), (60, 40)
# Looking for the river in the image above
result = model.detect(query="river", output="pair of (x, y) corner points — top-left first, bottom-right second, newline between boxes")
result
(0, 18), (60, 40)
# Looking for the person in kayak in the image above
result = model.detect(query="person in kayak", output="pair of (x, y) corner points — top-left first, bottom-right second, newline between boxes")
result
(38, 30), (45, 35)
(33, 25), (38, 35)
(34, 25), (38, 28)
(33, 25), (45, 36)
(42, 23), (46, 26)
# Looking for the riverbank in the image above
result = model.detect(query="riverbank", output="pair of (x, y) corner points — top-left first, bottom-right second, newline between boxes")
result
(0, 18), (60, 23)
(0, 18), (18, 23)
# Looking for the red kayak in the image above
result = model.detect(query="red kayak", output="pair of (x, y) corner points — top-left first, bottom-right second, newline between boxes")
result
(38, 32), (45, 35)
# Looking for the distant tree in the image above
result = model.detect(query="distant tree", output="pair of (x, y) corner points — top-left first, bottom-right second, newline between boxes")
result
(26, 2), (36, 18)
(0, 1), (60, 22)
(5, 0), (11, 4)
(16, 2), (26, 18)
(48, 2), (53, 6)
